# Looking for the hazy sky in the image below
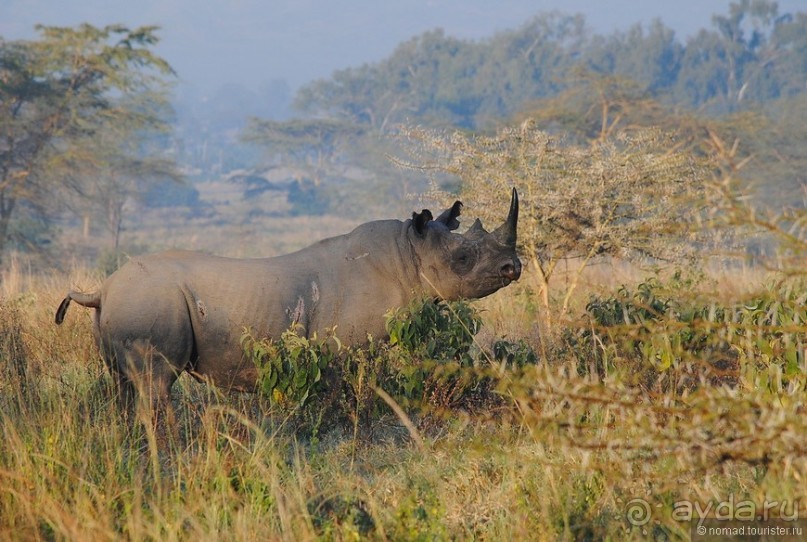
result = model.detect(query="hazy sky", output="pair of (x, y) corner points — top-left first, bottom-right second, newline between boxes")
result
(2, 0), (804, 96)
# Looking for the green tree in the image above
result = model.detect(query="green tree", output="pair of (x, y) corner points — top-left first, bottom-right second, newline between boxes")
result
(73, 93), (181, 266)
(295, 30), (476, 132)
(674, 0), (807, 110)
(294, 14), (589, 132)
(0, 24), (175, 266)
(585, 19), (683, 95)
(521, 70), (673, 143)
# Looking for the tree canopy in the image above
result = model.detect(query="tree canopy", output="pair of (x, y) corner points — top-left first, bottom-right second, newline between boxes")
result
(0, 23), (177, 265)
(293, 1), (806, 131)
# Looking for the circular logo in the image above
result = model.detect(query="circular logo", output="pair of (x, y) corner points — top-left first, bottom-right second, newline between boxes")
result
(625, 498), (652, 526)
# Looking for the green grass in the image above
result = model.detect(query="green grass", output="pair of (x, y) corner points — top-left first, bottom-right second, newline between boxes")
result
(1, 261), (805, 541)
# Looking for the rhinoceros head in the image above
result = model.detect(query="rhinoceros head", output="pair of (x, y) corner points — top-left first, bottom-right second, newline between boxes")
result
(410, 188), (521, 300)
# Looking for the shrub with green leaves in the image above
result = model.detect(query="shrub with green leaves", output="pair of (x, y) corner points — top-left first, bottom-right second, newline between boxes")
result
(241, 327), (335, 408)
(385, 299), (538, 411)
(731, 282), (806, 389)
(386, 299), (482, 364)
(384, 300), (484, 411)
(243, 299), (539, 421)
(492, 338), (538, 369)
(571, 275), (805, 392)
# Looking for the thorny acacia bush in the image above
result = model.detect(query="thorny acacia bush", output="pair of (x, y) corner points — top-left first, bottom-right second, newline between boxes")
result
(701, 129), (807, 276)
(395, 121), (713, 322)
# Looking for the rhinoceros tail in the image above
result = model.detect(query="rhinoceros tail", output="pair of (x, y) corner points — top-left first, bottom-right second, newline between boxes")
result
(55, 291), (101, 325)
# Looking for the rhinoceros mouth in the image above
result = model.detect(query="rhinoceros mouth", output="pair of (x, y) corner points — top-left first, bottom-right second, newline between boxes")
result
(500, 276), (517, 290)
(464, 275), (514, 298)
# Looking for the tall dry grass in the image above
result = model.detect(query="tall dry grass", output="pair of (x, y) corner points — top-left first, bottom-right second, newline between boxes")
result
(1, 257), (805, 540)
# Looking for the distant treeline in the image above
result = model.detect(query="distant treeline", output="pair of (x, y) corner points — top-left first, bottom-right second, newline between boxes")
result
(291, 1), (806, 131)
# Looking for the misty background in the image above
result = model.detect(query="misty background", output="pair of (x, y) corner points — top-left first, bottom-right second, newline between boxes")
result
(4, 1), (792, 88)
(1, 0), (805, 264)
(4, 0), (804, 108)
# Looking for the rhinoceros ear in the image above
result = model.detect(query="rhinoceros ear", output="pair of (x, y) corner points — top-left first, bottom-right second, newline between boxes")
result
(412, 209), (434, 237)
(434, 201), (463, 231)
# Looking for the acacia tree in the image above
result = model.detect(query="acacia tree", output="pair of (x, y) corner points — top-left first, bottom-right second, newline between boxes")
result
(520, 69), (688, 145)
(0, 24), (175, 266)
(396, 120), (712, 329)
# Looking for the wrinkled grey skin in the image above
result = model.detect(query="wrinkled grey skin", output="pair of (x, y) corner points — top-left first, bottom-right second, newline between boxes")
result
(56, 190), (521, 408)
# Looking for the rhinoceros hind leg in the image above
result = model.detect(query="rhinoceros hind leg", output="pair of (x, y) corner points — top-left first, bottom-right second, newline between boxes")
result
(105, 339), (180, 423)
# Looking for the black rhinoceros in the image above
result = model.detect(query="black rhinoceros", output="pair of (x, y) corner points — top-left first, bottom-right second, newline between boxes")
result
(56, 189), (521, 408)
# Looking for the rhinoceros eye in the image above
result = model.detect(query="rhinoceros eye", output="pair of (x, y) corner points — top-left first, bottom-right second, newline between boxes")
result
(450, 247), (477, 275)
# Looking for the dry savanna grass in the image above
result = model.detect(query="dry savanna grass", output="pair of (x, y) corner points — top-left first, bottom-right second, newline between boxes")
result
(1, 244), (805, 541)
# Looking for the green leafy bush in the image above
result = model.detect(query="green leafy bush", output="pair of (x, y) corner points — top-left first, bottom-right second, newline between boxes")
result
(570, 275), (805, 393)
(388, 480), (447, 541)
(385, 299), (538, 412)
(385, 299), (487, 411)
(308, 494), (375, 538)
(492, 338), (539, 369)
(243, 299), (539, 423)
(387, 299), (482, 363)
(241, 327), (334, 408)
(730, 282), (806, 389)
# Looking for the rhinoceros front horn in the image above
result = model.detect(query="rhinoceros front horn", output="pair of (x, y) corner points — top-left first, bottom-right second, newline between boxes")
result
(493, 188), (519, 247)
